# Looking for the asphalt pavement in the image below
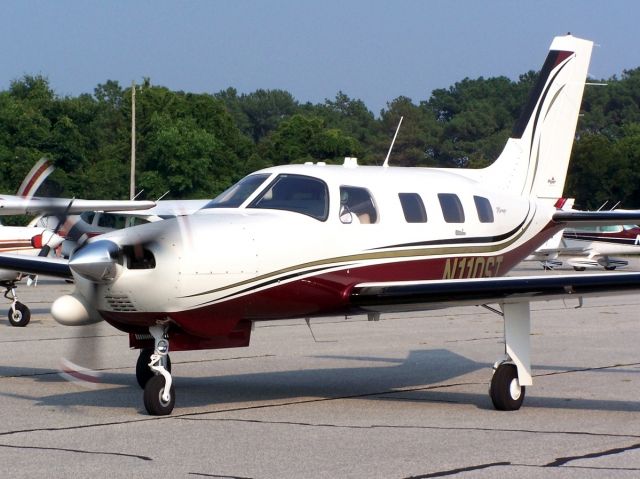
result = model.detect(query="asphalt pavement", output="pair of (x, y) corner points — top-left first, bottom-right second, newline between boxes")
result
(0, 261), (638, 478)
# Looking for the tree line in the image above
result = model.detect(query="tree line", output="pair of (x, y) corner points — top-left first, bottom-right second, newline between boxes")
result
(0, 67), (639, 224)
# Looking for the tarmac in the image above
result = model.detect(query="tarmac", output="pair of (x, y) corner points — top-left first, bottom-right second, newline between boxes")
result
(0, 261), (638, 478)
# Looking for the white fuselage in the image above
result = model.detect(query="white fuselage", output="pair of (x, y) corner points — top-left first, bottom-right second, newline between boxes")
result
(71, 164), (559, 338)
(0, 226), (53, 282)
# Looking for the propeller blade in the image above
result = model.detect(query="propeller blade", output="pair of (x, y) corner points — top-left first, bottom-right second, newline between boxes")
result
(59, 322), (104, 388)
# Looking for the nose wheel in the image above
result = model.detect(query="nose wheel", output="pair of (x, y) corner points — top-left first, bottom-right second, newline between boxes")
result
(143, 325), (175, 416)
(8, 301), (31, 327)
(4, 285), (31, 327)
(143, 375), (175, 416)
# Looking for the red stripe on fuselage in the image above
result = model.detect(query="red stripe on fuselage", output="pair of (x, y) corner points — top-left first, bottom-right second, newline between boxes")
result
(99, 221), (563, 342)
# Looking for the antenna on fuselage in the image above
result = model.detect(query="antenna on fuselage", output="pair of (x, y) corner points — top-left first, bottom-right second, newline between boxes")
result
(383, 116), (403, 168)
(156, 190), (170, 201)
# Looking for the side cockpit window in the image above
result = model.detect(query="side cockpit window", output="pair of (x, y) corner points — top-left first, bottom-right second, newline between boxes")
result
(473, 196), (494, 223)
(339, 186), (378, 224)
(438, 193), (465, 223)
(249, 174), (329, 221)
(399, 193), (427, 223)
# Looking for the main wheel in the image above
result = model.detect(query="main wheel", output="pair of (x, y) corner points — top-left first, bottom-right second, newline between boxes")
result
(604, 266), (616, 271)
(490, 363), (525, 411)
(8, 302), (30, 327)
(143, 375), (175, 415)
(136, 348), (171, 388)
(573, 266), (586, 271)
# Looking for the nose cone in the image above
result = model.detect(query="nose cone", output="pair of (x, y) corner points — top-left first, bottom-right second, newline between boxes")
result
(69, 240), (121, 283)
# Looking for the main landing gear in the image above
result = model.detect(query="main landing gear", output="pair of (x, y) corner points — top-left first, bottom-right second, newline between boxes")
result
(487, 302), (531, 411)
(137, 325), (175, 415)
(4, 283), (31, 327)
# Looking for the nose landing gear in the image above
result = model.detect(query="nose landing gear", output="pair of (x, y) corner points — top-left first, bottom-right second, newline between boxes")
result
(4, 283), (31, 327)
(142, 325), (175, 415)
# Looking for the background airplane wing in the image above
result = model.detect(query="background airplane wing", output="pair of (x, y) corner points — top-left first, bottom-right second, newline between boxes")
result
(111, 199), (210, 218)
(553, 210), (640, 226)
(350, 272), (640, 312)
(0, 196), (155, 215)
(0, 253), (71, 279)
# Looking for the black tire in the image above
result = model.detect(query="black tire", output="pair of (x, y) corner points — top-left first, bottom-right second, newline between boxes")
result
(604, 266), (616, 271)
(143, 375), (175, 416)
(490, 363), (525, 411)
(573, 266), (586, 271)
(8, 302), (30, 327)
(136, 348), (171, 388)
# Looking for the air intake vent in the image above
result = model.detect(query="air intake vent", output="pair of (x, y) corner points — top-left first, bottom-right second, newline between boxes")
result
(105, 294), (137, 312)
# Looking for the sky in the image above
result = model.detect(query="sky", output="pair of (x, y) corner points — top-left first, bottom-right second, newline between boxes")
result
(2, 0), (639, 114)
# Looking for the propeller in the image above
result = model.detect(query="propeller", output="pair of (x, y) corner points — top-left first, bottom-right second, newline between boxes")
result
(55, 221), (166, 388)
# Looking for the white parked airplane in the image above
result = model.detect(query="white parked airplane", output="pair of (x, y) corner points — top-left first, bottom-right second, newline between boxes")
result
(32, 199), (210, 257)
(561, 223), (640, 270)
(0, 158), (156, 325)
(3, 35), (640, 416)
(528, 199), (640, 270)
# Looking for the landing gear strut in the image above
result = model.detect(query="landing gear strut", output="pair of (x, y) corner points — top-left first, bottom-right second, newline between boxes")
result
(142, 325), (175, 415)
(4, 284), (31, 327)
(136, 347), (172, 388)
(488, 302), (532, 411)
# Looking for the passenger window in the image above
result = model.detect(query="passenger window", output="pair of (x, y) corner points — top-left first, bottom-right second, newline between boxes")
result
(474, 196), (494, 223)
(340, 186), (378, 224)
(438, 193), (465, 223)
(399, 193), (427, 223)
(249, 174), (329, 221)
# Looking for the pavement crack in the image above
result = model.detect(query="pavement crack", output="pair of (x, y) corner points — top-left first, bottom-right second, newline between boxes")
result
(533, 362), (640, 378)
(188, 473), (254, 479)
(545, 442), (640, 467)
(402, 462), (511, 478)
(0, 417), (160, 438)
(0, 442), (151, 461)
(176, 417), (640, 441)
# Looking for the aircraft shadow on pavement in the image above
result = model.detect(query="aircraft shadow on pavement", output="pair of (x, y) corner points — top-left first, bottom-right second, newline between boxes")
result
(0, 347), (638, 413)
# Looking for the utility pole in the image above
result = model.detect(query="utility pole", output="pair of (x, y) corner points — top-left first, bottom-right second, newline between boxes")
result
(130, 80), (136, 200)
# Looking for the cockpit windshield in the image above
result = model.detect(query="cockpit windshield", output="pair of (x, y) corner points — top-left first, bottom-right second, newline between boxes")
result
(203, 173), (270, 209)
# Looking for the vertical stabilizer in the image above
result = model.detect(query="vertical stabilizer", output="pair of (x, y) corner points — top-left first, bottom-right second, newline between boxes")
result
(477, 35), (593, 201)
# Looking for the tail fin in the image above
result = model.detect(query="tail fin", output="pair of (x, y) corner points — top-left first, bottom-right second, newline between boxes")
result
(479, 35), (593, 201)
(16, 157), (54, 198)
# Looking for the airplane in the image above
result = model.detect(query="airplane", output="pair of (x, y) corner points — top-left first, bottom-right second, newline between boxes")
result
(528, 200), (640, 270)
(0, 158), (156, 325)
(560, 223), (640, 270)
(3, 34), (640, 417)
(32, 199), (210, 257)
(0, 227), (65, 326)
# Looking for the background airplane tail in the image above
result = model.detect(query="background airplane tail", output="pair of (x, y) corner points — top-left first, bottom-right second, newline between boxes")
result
(479, 35), (593, 202)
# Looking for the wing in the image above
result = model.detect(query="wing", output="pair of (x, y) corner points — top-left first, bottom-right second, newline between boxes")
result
(111, 199), (210, 218)
(0, 253), (71, 279)
(0, 196), (155, 216)
(350, 272), (640, 312)
(553, 210), (640, 226)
